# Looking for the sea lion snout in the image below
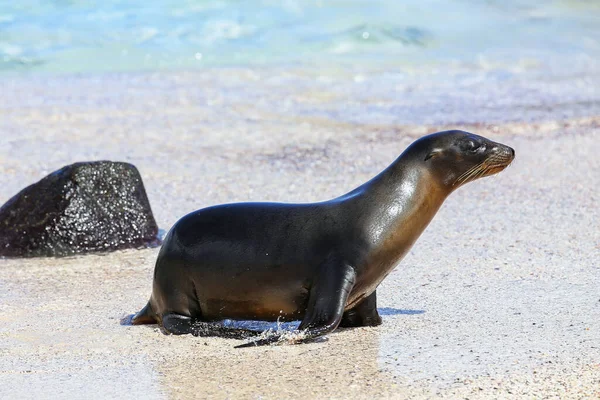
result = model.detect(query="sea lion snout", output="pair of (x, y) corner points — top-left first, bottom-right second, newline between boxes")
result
(462, 141), (515, 184)
(487, 142), (515, 168)
(490, 142), (515, 159)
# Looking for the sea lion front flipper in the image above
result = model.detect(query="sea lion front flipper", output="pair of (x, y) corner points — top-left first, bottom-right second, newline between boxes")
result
(297, 259), (357, 336)
(235, 257), (356, 348)
(339, 291), (382, 327)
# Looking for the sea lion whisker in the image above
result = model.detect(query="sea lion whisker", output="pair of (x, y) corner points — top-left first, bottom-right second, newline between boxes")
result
(469, 166), (486, 182)
(466, 152), (511, 181)
(455, 164), (479, 186)
(480, 166), (492, 178)
(457, 162), (482, 181)
(455, 162), (478, 181)
(456, 163), (485, 185)
(472, 167), (487, 182)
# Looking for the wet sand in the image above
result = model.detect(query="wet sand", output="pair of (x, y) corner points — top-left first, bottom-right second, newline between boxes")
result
(1, 67), (599, 398)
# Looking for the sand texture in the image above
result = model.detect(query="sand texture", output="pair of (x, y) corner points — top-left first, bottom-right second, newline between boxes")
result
(1, 67), (599, 399)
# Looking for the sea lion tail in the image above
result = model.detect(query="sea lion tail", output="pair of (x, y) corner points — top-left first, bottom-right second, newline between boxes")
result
(131, 300), (157, 325)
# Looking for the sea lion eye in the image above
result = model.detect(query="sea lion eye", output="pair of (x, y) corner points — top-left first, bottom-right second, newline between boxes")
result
(463, 140), (482, 153)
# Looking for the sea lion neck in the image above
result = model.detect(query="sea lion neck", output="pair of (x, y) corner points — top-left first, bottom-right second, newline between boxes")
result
(337, 160), (449, 304)
(340, 153), (450, 204)
(339, 155), (449, 262)
(365, 160), (448, 232)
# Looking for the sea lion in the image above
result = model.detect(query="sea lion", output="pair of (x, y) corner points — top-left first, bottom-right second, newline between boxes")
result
(131, 130), (514, 347)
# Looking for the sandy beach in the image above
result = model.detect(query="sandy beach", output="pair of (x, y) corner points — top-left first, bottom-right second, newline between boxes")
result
(1, 66), (599, 398)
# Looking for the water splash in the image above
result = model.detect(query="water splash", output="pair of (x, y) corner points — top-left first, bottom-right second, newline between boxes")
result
(225, 317), (308, 346)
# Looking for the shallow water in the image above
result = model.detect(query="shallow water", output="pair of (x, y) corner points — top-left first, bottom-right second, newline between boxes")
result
(1, 0), (599, 74)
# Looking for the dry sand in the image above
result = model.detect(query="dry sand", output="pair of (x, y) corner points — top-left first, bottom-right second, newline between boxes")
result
(0, 68), (599, 398)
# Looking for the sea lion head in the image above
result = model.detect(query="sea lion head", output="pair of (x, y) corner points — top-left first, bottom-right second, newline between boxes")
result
(411, 130), (515, 190)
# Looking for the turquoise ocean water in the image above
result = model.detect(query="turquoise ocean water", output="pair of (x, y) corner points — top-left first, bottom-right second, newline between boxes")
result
(1, 0), (599, 74)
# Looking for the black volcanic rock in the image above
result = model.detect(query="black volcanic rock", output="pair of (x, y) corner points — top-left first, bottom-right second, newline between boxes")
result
(0, 161), (161, 257)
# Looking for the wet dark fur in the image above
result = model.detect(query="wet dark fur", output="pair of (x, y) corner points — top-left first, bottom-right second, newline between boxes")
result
(130, 130), (515, 347)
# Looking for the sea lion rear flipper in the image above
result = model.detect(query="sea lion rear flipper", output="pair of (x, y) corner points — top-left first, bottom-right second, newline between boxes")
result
(236, 258), (356, 348)
(131, 301), (157, 325)
(160, 313), (261, 338)
(191, 321), (261, 339)
(340, 290), (382, 327)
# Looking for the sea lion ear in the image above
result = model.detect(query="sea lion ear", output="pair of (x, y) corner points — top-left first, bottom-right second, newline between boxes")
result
(424, 149), (442, 161)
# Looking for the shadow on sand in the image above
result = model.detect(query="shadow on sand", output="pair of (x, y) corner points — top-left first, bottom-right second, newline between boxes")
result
(378, 307), (425, 316)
